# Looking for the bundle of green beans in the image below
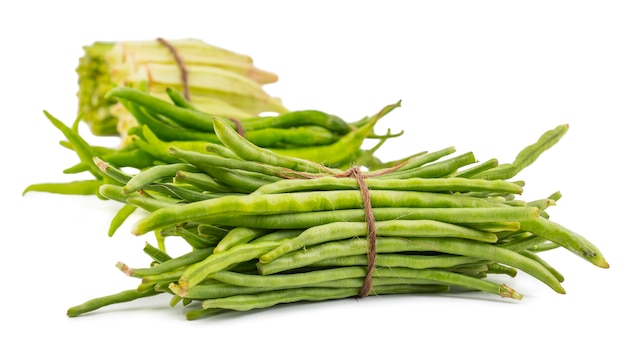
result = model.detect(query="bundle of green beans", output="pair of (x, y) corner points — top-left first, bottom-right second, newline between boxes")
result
(62, 116), (609, 320)
(107, 86), (403, 169)
(23, 87), (402, 199)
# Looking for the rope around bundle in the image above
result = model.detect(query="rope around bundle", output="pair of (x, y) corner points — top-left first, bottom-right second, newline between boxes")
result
(157, 37), (247, 137)
(338, 166), (377, 297)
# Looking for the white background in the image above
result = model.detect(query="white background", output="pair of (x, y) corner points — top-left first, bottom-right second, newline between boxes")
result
(3, 1), (624, 361)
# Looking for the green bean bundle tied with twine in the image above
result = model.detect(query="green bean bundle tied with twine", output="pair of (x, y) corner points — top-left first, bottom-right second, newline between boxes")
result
(61, 118), (609, 320)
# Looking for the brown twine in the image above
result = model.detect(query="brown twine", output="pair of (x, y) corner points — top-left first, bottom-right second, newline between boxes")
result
(340, 166), (377, 298)
(157, 37), (190, 100)
(157, 38), (246, 138)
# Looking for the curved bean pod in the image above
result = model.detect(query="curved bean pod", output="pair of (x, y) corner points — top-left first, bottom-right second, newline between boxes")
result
(130, 190), (511, 235)
(260, 220), (497, 263)
(252, 176), (524, 195)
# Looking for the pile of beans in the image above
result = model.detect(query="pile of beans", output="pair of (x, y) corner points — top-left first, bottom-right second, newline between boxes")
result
(62, 116), (608, 320)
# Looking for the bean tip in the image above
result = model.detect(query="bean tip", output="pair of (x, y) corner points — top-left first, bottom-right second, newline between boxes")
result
(169, 282), (188, 298)
(116, 262), (134, 276)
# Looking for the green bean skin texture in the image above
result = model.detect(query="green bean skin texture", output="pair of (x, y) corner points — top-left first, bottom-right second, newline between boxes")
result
(268, 103), (397, 167)
(257, 236), (565, 294)
(520, 217), (609, 268)
(242, 109), (352, 134)
(473, 124), (569, 180)
(107, 87), (221, 132)
(213, 116), (340, 174)
(310, 253), (479, 270)
(214, 227), (271, 253)
(130, 190), (509, 235)
(121, 99), (221, 143)
(22, 180), (103, 196)
(67, 288), (161, 317)
(253, 176), (523, 195)
(119, 247), (214, 278)
(168, 146), (300, 180)
(190, 206), (540, 230)
(123, 163), (199, 194)
(376, 152), (477, 180)
(260, 220), (497, 263)
(200, 278), (518, 312)
(244, 126), (340, 147)
(176, 241), (282, 294)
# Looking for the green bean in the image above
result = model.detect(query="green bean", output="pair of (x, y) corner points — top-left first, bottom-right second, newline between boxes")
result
(213, 116), (340, 174)
(62, 162), (92, 174)
(253, 176), (524, 195)
(531, 241), (561, 252)
(365, 150), (428, 172)
(138, 125), (214, 163)
(120, 98), (221, 143)
(382, 146), (457, 173)
(198, 166), (278, 193)
(194, 206), (538, 230)
(177, 281), (280, 300)
(520, 217), (609, 268)
(67, 288), (161, 317)
(175, 241), (282, 294)
(249, 229), (303, 243)
(117, 247), (214, 278)
(527, 198), (557, 212)
(345, 128), (404, 170)
(242, 109), (352, 134)
(124, 193), (183, 213)
(123, 163), (200, 194)
(197, 224), (233, 241)
(98, 184), (137, 203)
(244, 126), (340, 147)
(450, 158), (499, 178)
(22, 179), (103, 196)
(267, 103), (398, 167)
(107, 87), (226, 132)
(458, 222), (520, 233)
(486, 263), (518, 277)
(257, 236), (565, 294)
(185, 308), (228, 320)
(141, 269), (184, 285)
(98, 157), (213, 202)
(181, 275), (446, 301)
(100, 147), (157, 170)
(376, 152), (477, 180)
(174, 170), (234, 193)
(165, 87), (197, 110)
(260, 220), (497, 263)
(130, 190), (510, 235)
(519, 250), (565, 283)
(307, 253), (480, 270)
(214, 227), (271, 253)
(204, 142), (243, 159)
(142, 242), (172, 264)
(473, 124), (569, 180)
(130, 134), (181, 164)
(172, 224), (217, 248)
(200, 278), (519, 312)
(94, 157), (133, 185)
(211, 266), (367, 288)
(372, 267), (522, 299)
(43, 111), (104, 179)
(169, 146), (306, 180)
(108, 204), (137, 237)
(144, 182), (216, 202)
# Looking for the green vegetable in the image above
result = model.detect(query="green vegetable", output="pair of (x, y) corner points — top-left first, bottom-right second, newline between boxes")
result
(77, 38), (286, 138)
(55, 120), (608, 320)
